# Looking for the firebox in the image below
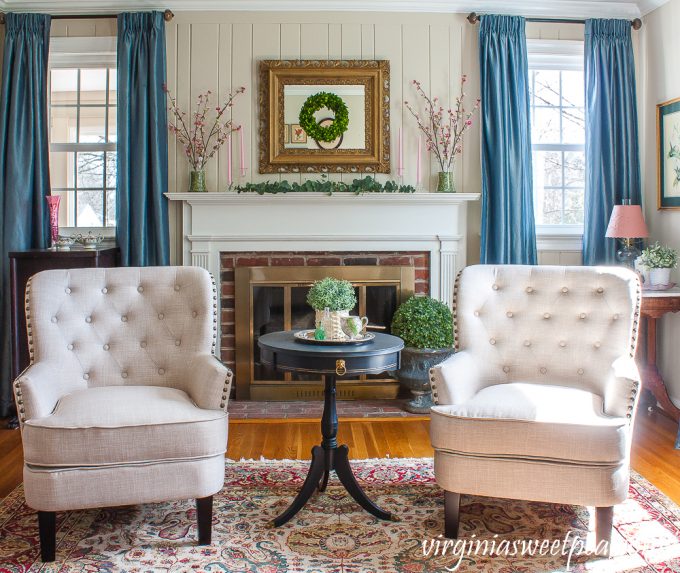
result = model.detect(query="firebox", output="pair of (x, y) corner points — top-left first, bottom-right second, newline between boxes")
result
(235, 265), (415, 400)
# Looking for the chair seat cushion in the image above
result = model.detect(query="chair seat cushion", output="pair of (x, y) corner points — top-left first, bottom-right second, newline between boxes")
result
(23, 386), (228, 468)
(430, 383), (628, 464)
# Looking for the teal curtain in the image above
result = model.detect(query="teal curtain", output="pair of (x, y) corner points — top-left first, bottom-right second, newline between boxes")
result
(117, 11), (169, 266)
(479, 15), (537, 264)
(0, 14), (51, 417)
(583, 19), (641, 265)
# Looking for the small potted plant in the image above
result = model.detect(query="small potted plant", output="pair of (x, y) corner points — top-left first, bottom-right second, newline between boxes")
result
(390, 296), (454, 413)
(636, 242), (678, 286)
(306, 277), (357, 340)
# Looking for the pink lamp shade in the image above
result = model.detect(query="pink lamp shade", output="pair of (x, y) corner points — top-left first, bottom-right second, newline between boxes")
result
(605, 204), (649, 239)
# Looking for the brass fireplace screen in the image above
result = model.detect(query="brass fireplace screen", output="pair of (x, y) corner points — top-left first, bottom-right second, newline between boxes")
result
(235, 266), (415, 400)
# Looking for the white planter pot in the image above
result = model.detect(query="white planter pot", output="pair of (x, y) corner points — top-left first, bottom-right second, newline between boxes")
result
(314, 309), (350, 340)
(649, 267), (672, 286)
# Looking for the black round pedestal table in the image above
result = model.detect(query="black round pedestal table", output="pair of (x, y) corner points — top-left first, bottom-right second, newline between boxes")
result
(258, 330), (404, 527)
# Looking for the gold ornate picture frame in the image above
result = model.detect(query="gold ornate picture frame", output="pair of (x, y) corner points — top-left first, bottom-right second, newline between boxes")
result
(258, 60), (390, 174)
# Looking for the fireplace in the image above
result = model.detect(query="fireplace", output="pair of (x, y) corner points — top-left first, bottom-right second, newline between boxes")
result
(232, 257), (420, 400)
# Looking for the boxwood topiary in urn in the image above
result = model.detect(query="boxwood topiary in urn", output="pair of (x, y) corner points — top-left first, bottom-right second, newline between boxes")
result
(390, 296), (454, 413)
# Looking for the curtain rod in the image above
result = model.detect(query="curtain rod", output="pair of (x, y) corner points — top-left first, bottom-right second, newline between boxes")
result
(467, 12), (642, 30)
(0, 9), (174, 25)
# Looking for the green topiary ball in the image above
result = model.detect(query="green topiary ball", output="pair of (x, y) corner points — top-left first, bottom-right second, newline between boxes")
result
(306, 277), (357, 311)
(390, 296), (454, 349)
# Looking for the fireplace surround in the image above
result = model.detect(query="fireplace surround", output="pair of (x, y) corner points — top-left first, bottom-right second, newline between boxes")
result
(165, 191), (480, 398)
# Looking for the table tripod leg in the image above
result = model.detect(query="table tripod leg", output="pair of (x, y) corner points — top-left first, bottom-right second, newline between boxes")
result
(270, 445), (326, 527)
(318, 447), (334, 492)
(334, 445), (395, 521)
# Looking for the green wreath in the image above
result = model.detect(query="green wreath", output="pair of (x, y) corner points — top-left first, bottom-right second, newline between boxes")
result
(298, 92), (349, 143)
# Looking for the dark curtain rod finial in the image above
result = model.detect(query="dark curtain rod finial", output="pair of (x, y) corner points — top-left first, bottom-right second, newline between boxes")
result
(0, 9), (175, 24)
(467, 11), (642, 29)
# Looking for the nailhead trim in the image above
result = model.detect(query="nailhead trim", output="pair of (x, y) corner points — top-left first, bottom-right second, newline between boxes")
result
(452, 270), (464, 352)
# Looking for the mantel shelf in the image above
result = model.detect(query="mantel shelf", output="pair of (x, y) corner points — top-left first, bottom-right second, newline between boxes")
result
(164, 192), (480, 205)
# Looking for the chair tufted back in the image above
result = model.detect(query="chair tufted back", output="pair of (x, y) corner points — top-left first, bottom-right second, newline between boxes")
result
(454, 265), (641, 397)
(25, 267), (217, 390)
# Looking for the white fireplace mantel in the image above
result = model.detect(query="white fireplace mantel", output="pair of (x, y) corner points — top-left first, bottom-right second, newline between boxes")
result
(165, 191), (480, 308)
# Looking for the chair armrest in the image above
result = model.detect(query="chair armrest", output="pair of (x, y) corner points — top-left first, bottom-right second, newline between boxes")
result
(603, 355), (641, 419)
(14, 362), (84, 425)
(429, 351), (485, 406)
(183, 354), (233, 412)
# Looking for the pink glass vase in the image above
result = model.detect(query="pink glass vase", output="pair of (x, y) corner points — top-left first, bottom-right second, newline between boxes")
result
(46, 195), (61, 247)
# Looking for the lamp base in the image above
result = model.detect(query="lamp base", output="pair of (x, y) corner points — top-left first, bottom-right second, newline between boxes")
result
(616, 239), (640, 269)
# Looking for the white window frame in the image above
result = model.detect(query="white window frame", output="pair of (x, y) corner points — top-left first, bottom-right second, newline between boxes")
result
(527, 39), (585, 251)
(49, 36), (117, 238)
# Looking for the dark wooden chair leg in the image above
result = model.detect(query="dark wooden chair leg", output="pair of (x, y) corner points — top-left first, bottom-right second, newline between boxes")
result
(595, 506), (614, 557)
(196, 496), (213, 545)
(444, 492), (461, 539)
(38, 511), (56, 562)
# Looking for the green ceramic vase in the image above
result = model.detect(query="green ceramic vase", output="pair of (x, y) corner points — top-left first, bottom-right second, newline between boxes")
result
(189, 170), (207, 192)
(436, 172), (455, 193)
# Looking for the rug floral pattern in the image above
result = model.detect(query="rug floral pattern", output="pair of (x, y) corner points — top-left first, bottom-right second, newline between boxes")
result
(0, 458), (679, 572)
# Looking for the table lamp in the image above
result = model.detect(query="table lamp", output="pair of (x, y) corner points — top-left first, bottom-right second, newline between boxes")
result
(605, 201), (649, 267)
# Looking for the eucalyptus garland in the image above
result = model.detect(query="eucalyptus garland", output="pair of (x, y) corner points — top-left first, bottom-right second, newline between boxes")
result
(237, 176), (415, 195)
(298, 92), (349, 142)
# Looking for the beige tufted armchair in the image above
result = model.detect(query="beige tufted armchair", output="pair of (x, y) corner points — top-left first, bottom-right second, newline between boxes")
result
(430, 265), (641, 552)
(13, 267), (233, 562)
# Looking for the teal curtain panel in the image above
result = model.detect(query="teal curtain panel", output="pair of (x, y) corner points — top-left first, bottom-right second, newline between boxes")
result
(117, 11), (170, 267)
(0, 13), (51, 417)
(479, 15), (537, 265)
(583, 19), (641, 265)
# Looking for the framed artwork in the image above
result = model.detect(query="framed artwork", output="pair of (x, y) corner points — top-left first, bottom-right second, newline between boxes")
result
(291, 124), (307, 144)
(283, 123), (290, 144)
(658, 97), (680, 209)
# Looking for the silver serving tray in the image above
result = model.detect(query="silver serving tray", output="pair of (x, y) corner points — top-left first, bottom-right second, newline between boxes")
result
(293, 329), (375, 346)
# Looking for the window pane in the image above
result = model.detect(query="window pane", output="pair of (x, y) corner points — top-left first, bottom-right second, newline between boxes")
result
(109, 68), (117, 104)
(79, 69), (108, 104)
(77, 191), (104, 227)
(561, 71), (584, 107)
(50, 105), (78, 143)
(50, 69), (78, 105)
(108, 106), (117, 142)
(79, 106), (107, 143)
(106, 152), (117, 188)
(51, 189), (76, 228)
(49, 151), (74, 189)
(533, 150), (563, 187)
(531, 70), (560, 106)
(532, 107), (561, 144)
(564, 151), (585, 187)
(77, 151), (104, 188)
(539, 188), (563, 225)
(564, 188), (585, 224)
(106, 189), (116, 227)
(562, 107), (585, 144)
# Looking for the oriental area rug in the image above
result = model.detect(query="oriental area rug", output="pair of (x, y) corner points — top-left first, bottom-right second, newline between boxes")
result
(1, 458), (679, 572)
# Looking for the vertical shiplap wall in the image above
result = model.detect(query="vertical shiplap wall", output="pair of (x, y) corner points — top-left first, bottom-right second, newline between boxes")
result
(164, 12), (479, 197)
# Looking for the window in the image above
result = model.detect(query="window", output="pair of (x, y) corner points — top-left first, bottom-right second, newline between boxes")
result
(528, 40), (585, 231)
(49, 37), (117, 231)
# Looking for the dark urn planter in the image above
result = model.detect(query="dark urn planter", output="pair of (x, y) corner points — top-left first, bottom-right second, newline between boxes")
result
(395, 347), (455, 413)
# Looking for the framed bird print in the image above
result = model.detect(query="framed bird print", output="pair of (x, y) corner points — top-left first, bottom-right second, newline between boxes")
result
(658, 97), (680, 209)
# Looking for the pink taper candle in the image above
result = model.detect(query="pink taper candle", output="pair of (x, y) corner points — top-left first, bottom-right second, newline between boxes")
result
(398, 128), (403, 175)
(416, 135), (421, 184)
(239, 126), (245, 177)
(227, 134), (233, 187)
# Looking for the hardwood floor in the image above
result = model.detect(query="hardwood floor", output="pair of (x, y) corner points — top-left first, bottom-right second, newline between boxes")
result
(0, 409), (678, 505)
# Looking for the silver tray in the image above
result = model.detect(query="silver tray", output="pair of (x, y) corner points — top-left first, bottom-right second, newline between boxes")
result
(293, 329), (375, 346)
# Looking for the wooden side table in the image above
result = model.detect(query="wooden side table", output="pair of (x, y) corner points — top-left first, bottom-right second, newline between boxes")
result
(639, 288), (680, 422)
(258, 330), (404, 527)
